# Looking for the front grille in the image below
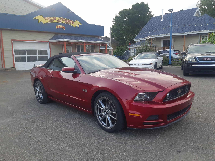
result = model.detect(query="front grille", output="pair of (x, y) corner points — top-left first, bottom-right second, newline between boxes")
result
(197, 57), (215, 61)
(164, 84), (190, 102)
(167, 105), (190, 121)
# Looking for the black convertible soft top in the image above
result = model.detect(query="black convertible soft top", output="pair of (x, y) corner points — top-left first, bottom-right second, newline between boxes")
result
(42, 52), (93, 68)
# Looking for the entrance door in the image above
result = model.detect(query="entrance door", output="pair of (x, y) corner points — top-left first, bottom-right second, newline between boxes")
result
(13, 42), (50, 70)
(64, 46), (72, 53)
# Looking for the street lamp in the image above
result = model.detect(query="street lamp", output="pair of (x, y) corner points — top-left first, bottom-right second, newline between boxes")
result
(168, 9), (173, 65)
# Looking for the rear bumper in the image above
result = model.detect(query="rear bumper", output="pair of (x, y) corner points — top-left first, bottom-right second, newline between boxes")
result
(126, 91), (195, 129)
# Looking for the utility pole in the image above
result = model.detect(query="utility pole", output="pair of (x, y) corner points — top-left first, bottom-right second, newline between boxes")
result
(168, 9), (173, 65)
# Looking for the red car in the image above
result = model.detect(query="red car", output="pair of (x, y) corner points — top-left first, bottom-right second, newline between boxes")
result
(30, 53), (195, 132)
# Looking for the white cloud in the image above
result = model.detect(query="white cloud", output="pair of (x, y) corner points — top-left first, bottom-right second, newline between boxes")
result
(33, 0), (197, 36)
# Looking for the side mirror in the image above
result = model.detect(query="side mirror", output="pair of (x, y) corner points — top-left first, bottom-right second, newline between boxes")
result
(62, 67), (77, 73)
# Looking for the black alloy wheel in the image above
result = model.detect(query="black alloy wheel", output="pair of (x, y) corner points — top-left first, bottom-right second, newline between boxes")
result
(183, 65), (189, 76)
(94, 92), (126, 133)
(34, 80), (50, 104)
(154, 62), (157, 69)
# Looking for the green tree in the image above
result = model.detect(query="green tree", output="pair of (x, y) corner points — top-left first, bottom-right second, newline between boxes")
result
(201, 32), (215, 44)
(113, 45), (128, 57)
(198, 0), (215, 18)
(136, 41), (155, 54)
(111, 2), (153, 47)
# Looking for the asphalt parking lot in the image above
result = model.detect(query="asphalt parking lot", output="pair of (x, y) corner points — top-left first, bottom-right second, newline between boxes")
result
(0, 67), (214, 161)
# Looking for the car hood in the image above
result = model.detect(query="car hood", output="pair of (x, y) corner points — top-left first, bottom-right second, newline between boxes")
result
(90, 67), (187, 92)
(129, 59), (156, 64)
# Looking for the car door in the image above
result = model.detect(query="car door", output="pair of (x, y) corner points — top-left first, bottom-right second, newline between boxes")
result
(155, 54), (162, 67)
(157, 56), (163, 67)
(48, 57), (87, 108)
(56, 57), (84, 105)
(46, 58), (67, 100)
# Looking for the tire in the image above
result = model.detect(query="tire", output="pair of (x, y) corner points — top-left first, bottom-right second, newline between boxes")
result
(154, 62), (157, 69)
(34, 80), (50, 104)
(183, 66), (189, 76)
(94, 92), (126, 133)
(159, 62), (163, 69)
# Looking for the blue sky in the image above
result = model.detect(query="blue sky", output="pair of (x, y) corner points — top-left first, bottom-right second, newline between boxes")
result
(33, 0), (198, 36)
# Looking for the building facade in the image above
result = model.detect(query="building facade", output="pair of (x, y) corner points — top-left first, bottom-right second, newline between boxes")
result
(0, 0), (42, 15)
(0, 1), (108, 70)
(130, 8), (215, 54)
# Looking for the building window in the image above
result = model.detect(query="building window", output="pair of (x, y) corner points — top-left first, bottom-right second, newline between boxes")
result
(201, 35), (208, 42)
(77, 45), (84, 52)
(163, 40), (170, 47)
(86, 45), (94, 52)
(14, 49), (48, 62)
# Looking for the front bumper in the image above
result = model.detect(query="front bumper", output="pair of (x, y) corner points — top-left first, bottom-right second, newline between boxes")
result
(130, 65), (154, 69)
(184, 63), (215, 74)
(126, 91), (195, 129)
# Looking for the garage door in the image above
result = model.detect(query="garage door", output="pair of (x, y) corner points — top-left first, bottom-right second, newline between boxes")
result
(13, 42), (50, 70)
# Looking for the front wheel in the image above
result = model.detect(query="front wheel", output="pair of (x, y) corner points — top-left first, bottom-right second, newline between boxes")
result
(183, 66), (189, 76)
(94, 92), (126, 133)
(34, 80), (50, 104)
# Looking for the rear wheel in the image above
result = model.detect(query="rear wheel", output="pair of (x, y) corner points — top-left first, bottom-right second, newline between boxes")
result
(34, 80), (50, 104)
(159, 61), (163, 69)
(154, 62), (157, 69)
(94, 92), (126, 133)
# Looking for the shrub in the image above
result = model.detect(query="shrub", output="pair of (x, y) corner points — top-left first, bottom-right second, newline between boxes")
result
(162, 56), (169, 66)
(161, 56), (182, 66)
(113, 46), (127, 57)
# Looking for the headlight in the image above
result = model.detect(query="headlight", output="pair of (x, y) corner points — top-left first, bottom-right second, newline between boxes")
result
(134, 92), (158, 101)
(186, 56), (196, 62)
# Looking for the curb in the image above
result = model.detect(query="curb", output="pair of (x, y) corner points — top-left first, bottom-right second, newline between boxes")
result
(163, 66), (181, 68)
(0, 68), (16, 71)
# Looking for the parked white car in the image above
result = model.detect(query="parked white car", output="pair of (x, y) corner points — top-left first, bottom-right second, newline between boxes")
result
(129, 52), (163, 69)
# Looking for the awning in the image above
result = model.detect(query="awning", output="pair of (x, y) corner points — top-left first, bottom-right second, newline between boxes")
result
(49, 34), (108, 43)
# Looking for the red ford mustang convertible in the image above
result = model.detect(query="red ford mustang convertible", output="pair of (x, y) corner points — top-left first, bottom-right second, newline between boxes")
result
(30, 53), (195, 132)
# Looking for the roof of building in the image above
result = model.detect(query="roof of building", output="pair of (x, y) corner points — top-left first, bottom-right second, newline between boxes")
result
(0, 2), (104, 36)
(49, 34), (108, 43)
(135, 8), (215, 41)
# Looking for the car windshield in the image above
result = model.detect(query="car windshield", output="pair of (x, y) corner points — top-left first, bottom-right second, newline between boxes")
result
(135, 53), (157, 59)
(187, 45), (215, 54)
(76, 54), (129, 74)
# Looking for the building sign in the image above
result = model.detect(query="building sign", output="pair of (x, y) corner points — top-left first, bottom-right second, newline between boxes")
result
(33, 15), (82, 30)
(56, 25), (65, 30)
